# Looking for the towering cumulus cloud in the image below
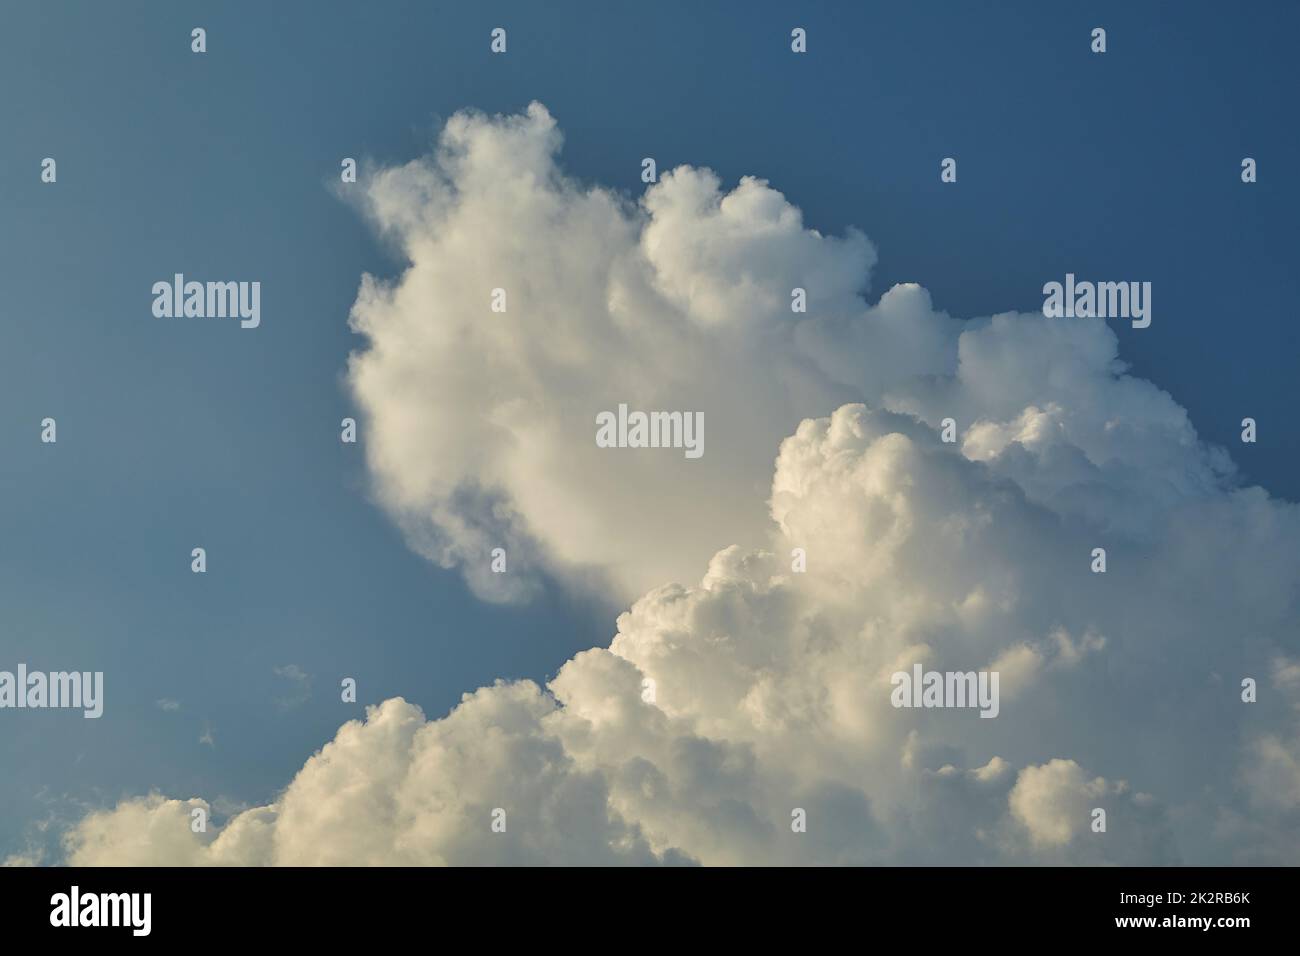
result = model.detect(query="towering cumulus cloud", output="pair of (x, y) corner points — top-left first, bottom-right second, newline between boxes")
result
(62, 104), (1300, 865)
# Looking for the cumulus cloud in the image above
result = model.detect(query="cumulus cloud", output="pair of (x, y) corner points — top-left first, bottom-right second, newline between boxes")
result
(347, 102), (896, 603)
(66, 696), (680, 867)
(59, 104), (1300, 865)
(343, 102), (1236, 604)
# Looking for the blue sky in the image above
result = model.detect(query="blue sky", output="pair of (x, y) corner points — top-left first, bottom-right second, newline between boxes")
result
(1, 1), (1297, 864)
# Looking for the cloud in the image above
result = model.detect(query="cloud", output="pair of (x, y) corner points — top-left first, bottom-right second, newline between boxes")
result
(57, 104), (1300, 865)
(343, 103), (1236, 605)
(2, 849), (43, 867)
(66, 795), (216, 866)
(1009, 759), (1112, 847)
(66, 696), (681, 867)
(273, 664), (313, 711)
(346, 102), (900, 603)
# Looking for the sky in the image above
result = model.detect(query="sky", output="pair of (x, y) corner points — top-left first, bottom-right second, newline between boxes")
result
(0, 1), (1297, 865)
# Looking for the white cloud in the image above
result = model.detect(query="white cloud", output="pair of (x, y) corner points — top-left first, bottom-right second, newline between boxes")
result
(67, 696), (679, 866)
(66, 796), (215, 866)
(346, 102), (1239, 606)
(58, 104), (1300, 865)
(345, 102), (911, 603)
(1009, 759), (1111, 847)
